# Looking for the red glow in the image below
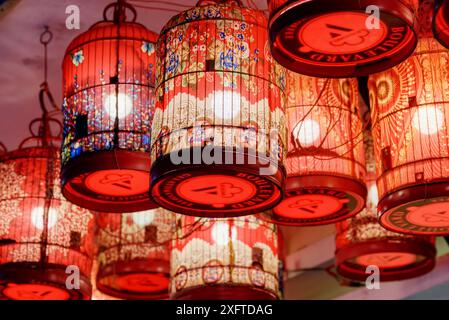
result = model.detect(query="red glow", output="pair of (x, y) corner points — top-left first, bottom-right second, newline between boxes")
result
(176, 175), (258, 208)
(356, 252), (418, 269)
(299, 12), (387, 55)
(3, 283), (71, 301)
(106, 273), (170, 294)
(273, 194), (345, 219)
(85, 169), (150, 197)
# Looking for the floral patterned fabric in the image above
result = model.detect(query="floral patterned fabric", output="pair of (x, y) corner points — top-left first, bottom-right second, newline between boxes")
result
(0, 148), (94, 277)
(62, 21), (158, 165)
(171, 215), (280, 299)
(152, 2), (287, 164)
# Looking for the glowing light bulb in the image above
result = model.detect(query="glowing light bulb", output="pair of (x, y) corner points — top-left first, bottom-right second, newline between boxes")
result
(211, 222), (237, 246)
(412, 106), (444, 135)
(31, 207), (58, 230)
(132, 210), (155, 227)
(104, 93), (133, 120)
(211, 91), (241, 120)
(368, 184), (379, 207)
(294, 118), (321, 146)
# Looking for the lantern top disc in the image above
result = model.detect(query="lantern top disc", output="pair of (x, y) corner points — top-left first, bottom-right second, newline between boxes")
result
(268, 0), (418, 77)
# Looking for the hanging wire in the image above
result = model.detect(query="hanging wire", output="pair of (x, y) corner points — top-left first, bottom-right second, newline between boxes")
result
(0, 142), (6, 154)
(19, 26), (61, 150)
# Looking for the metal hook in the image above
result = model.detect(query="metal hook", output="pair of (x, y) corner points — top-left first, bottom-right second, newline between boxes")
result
(40, 25), (53, 45)
(103, 0), (137, 23)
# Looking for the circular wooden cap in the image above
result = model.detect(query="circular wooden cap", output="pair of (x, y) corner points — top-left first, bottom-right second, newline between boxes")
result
(150, 147), (285, 217)
(379, 181), (449, 235)
(268, 0), (416, 77)
(336, 239), (436, 282)
(61, 150), (157, 213)
(261, 175), (366, 226)
(96, 260), (169, 300)
(0, 264), (91, 300)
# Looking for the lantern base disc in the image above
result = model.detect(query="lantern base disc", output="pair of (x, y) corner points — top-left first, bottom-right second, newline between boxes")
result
(261, 175), (366, 226)
(150, 147), (285, 217)
(336, 239), (436, 282)
(433, 0), (449, 49)
(62, 150), (157, 213)
(0, 263), (91, 300)
(268, 0), (416, 77)
(379, 181), (449, 235)
(171, 284), (279, 300)
(96, 260), (170, 300)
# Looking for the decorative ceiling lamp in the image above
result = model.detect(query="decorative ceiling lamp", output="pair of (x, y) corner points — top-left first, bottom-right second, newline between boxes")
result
(369, 2), (449, 235)
(171, 215), (280, 300)
(260, 73), (366, 226)
(61, 0), (158, 212)
(434, 0), (449, 48)
(0, 28), (94, 300)
(95, 208), (175, 299)
(335, 131), (436, 282)
(267, 0), (418, 77)
(151, 0), (287, 217)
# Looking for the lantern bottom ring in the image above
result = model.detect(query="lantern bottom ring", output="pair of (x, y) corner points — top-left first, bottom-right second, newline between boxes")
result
(150, 147), (285, 217)
(0, 263), (92, 300)
(433, 0), (449, 49)
(171, 284), (279, 300)
(378, 181), (449, 235)
(61, 149), (157, 213)
(96, 259), (170, 300)
(262, 175), (366, 226)
(335, 239), (436, 282)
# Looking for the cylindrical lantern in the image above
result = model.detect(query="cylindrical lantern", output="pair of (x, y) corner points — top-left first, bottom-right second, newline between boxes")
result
(171, 215), (280, 300)
(335, 132), (436, 282)
(267, 0), (417, 77)
(95, 208), (175, 299)
(61, 1), (158, 212)
(369, 22), (449, 235)
(0, 146), (94, 300)
(434, 0), (449, 48)
(261, 73), (366, 226)
(151, 0), (287, 217)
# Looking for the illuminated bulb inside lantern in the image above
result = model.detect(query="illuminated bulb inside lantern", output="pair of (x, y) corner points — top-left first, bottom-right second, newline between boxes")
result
(104, 93), (133, 120)
(212, 222), (237, 246)
(367, 184), (379, 207)
(412, 106), (444, 135)
(295, 119), (321, 146)
(211, 91), (241, 120)
(31, 207), (58, 230)
(132, 210), (155, 227)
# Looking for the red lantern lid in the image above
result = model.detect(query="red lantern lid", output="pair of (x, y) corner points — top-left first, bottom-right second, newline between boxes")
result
(434, 0), (449, 48)
(268, 0), (417, 77)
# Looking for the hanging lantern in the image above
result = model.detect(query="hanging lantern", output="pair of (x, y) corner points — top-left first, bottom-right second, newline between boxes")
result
(369, 4), (449, 235)
(0, 113), (94, 301)
(171, 215), (280, 300)
(95, 208), (175, 300)
(261, 73), (366, 226)
(61, 1), (158, 213)
(267, 0), (418, 77)
(434, 0), (449, 48)
(0, 27), (95, 301)
(335, 132), (436, 282)
(151, 0), (287, 217)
